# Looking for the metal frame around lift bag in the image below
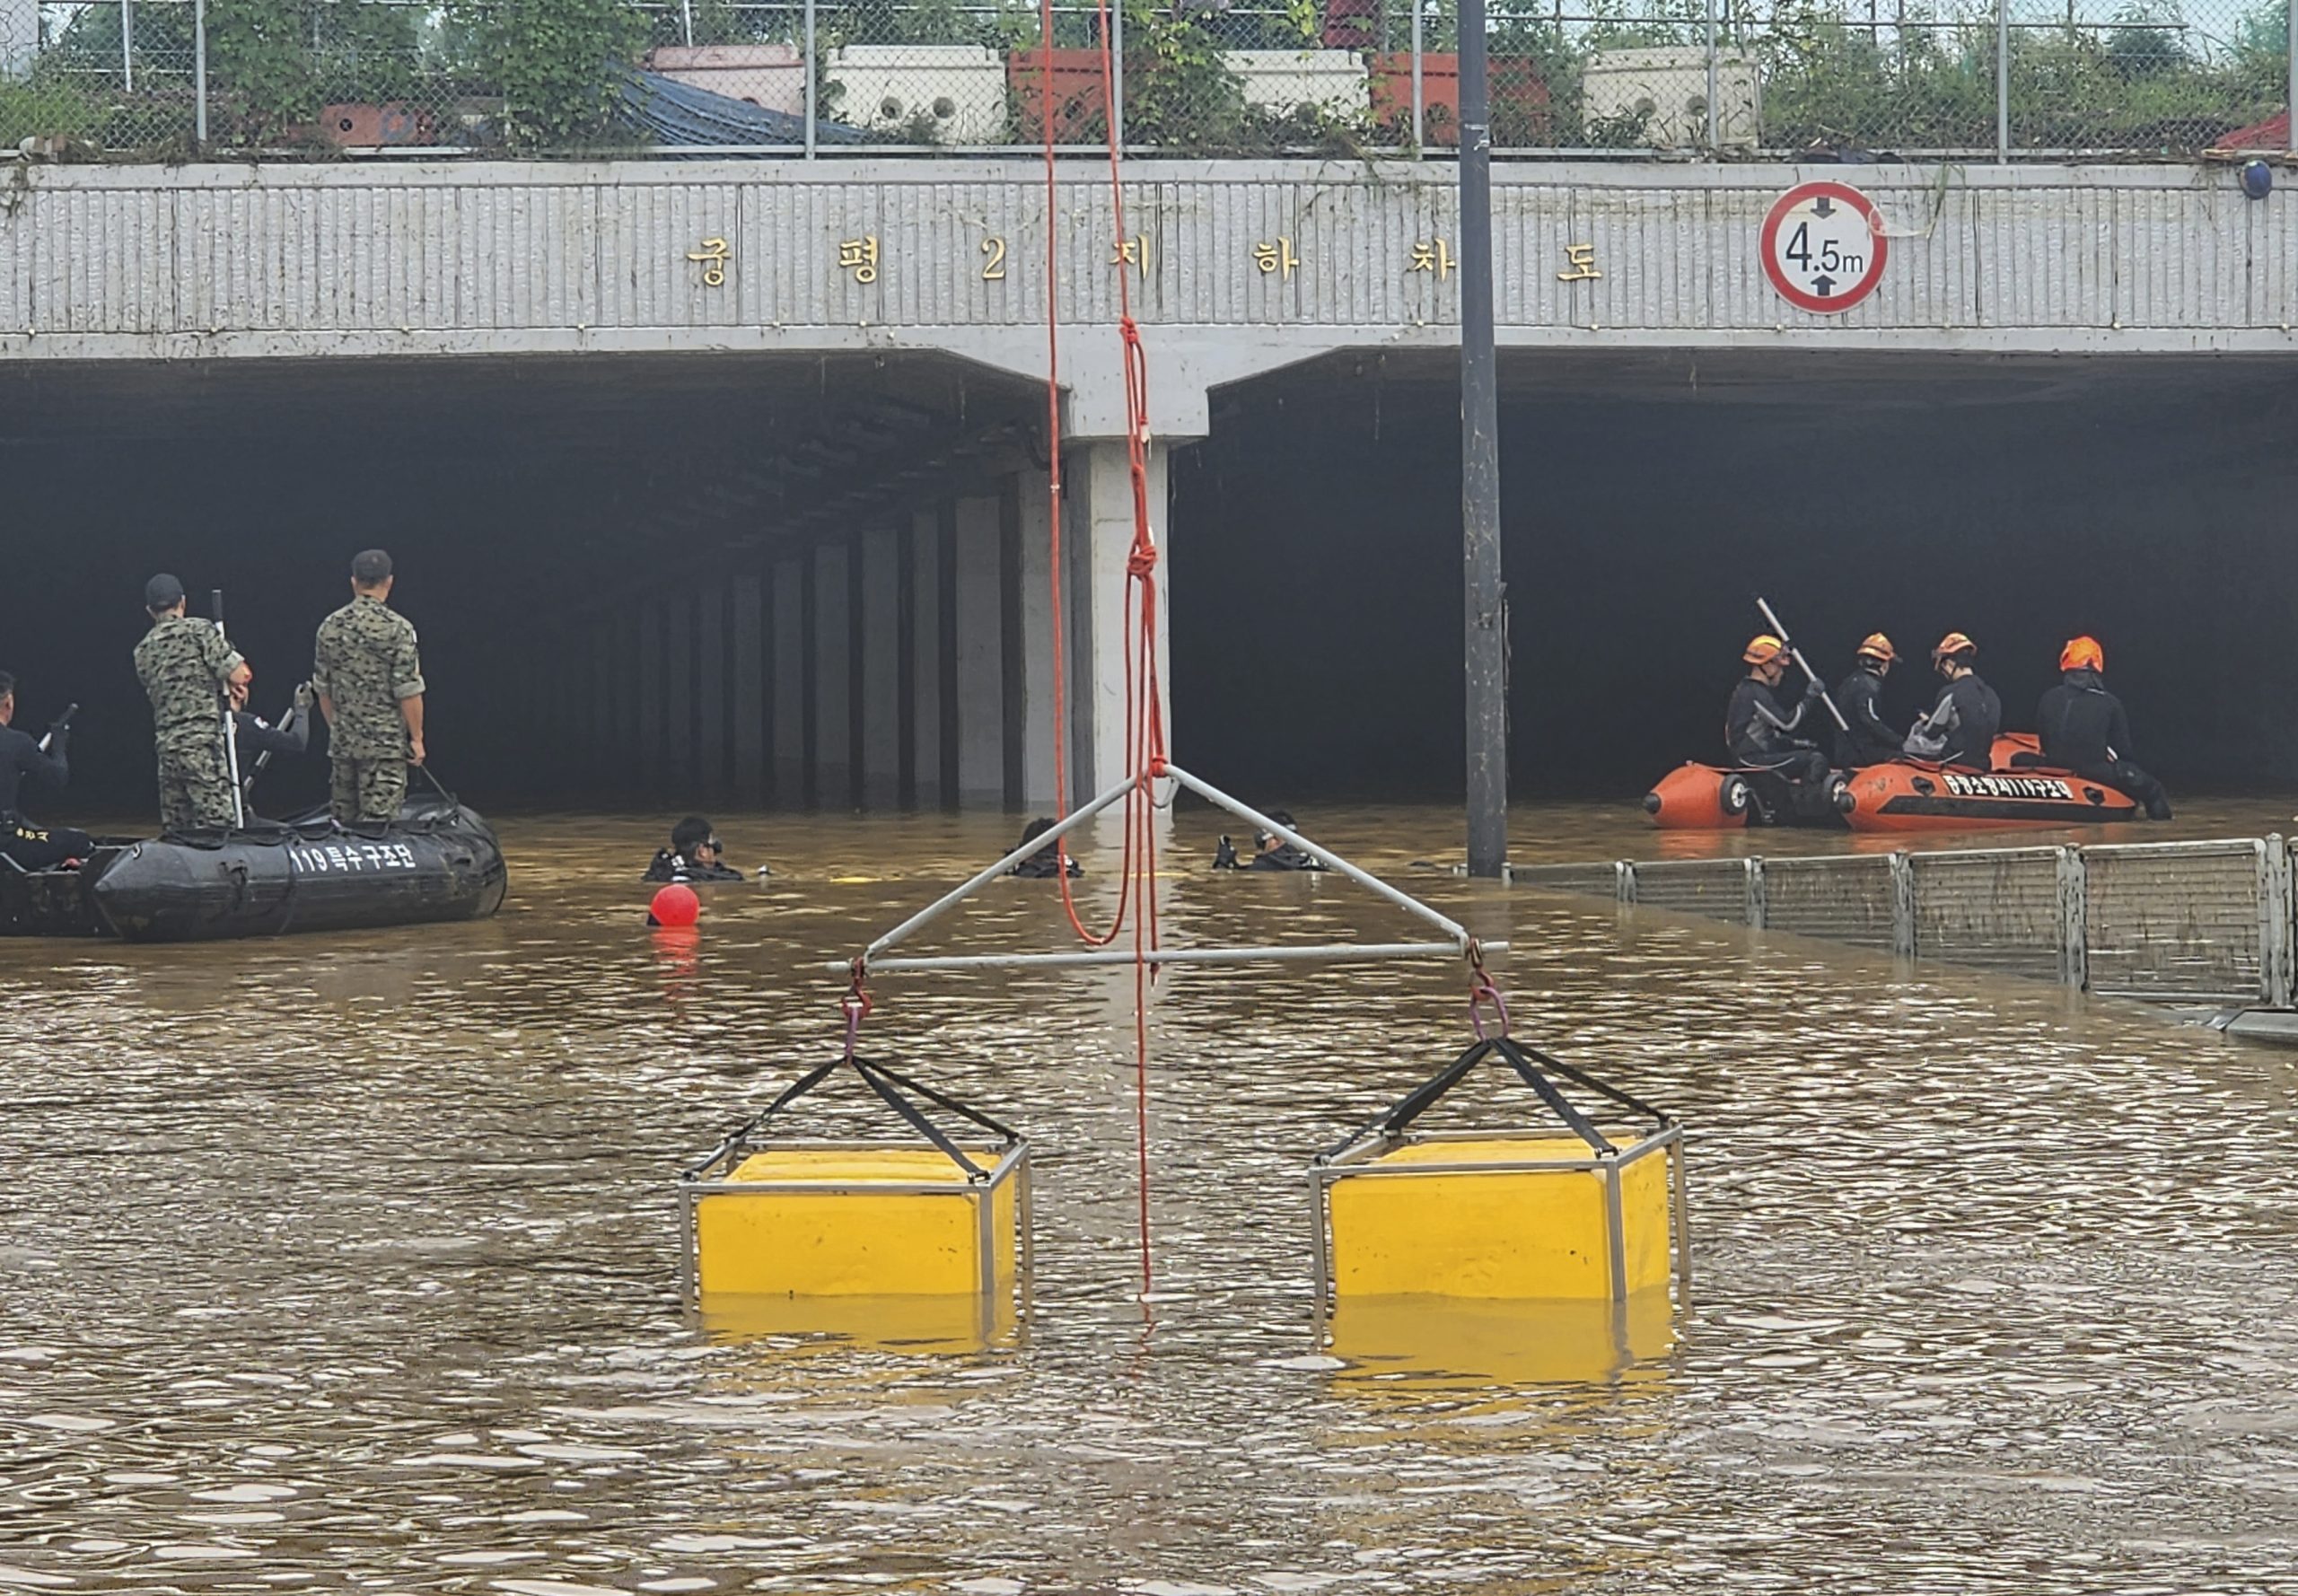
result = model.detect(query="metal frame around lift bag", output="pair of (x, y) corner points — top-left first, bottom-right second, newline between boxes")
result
(676, 1135), (1034, 1337)
(829, 764), (1507, 975)
(1310, 1124), (1690, 1319)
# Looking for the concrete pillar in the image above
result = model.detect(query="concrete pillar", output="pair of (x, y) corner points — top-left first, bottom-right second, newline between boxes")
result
(615, 610), (641, 799)
(908, 505), (943, 807)
(638, 600), (664, 796)
(697, 585), (727, 801)
(1074, 440), (1173, 798)
(772, 557), (805, 802)
(860, 525), (902, 806)
(732, 571), (766, 805)
(665, 592), (695, 799)
(1011, 471), (1060, 809)
(952, 493), (1004, 802)
(813, 542), (851, 806)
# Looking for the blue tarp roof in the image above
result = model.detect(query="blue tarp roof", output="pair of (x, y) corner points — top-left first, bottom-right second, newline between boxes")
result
(617, 67), (869, 153)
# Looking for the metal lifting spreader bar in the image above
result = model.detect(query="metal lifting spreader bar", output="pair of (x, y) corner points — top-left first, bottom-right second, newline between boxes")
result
(828, 762), (1504, 976)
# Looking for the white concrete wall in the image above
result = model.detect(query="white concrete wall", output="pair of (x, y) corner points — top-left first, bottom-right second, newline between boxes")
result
(952, 494), (1004, 802)
(859, 526), (902, 805)
(1014, 473), (1060, 810)
(13, 162), (2291, 365)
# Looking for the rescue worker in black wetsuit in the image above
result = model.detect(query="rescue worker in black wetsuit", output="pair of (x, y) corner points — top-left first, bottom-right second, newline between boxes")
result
(0, 671), (92, 872)
(230, 677), (313, 771)
(644, 815), (749, 883)
(1213, 809), (1329, 872)
(1904, 632), (2001, 772)
(1724, 635), (1830, 788)
(1009, 817), (1083, 879)
(1832, 633), (1904, 767)
(2036, 636), (2173, 820)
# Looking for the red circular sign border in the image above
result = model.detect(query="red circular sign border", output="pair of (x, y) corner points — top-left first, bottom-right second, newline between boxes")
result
(1759, 181), (1889, 315)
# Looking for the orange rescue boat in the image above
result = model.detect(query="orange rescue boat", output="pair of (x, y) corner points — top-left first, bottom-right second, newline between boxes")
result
(1838, 734), (2141, 833)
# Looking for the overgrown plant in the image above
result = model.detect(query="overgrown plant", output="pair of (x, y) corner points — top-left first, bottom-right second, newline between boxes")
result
(451, 0), (647, 152)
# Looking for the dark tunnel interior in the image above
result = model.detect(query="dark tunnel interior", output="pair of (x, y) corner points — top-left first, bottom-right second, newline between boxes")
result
(1172, 350), (2298, 802)
(2, 347), (2294, 823)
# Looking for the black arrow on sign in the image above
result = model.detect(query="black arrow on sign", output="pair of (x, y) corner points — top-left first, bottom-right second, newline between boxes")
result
(1813, 195), (1835, 216)
(1811, 274), (1838, 296)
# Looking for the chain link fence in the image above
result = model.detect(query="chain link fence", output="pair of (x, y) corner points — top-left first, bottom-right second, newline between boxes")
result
(0, 0), (2289, 158)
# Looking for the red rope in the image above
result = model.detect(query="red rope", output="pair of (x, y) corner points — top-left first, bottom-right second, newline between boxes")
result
(1036, 0), (1166, 1297)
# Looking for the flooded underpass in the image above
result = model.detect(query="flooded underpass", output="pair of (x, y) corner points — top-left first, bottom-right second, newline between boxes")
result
(8, 803), (2298, 1592)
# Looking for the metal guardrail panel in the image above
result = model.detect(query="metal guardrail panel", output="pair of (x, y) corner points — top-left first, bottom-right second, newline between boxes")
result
(2081, 839), (2267, 1002)
(1508, 864), (1623, 902)
(1907, 846), (2066, 983)
(1760, 855), (1899, 951)
(1629, 859), (1754, 925)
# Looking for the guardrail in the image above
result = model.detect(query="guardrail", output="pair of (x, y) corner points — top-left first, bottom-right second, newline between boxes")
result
(1513, 836), (2297, 1007)
(4, 0), (2294, 161)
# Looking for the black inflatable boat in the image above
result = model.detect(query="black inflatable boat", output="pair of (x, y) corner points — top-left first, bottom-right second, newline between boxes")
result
(0, 799), (506, 943)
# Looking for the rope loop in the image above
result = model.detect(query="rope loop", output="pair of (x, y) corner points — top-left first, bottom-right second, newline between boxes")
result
(1466, 941), (1509, 1040)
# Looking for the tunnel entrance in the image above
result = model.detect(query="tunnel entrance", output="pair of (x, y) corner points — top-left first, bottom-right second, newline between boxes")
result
(0, 351), (1041, 818)
(1170, 349), (2298, 803)
(8, 346), (2294, 826)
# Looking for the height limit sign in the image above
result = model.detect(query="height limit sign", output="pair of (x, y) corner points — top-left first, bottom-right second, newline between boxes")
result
(1760, 181), (1888, 314)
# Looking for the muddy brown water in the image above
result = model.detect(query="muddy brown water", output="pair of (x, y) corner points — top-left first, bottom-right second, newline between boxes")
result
(4, 799), (2297, 1592)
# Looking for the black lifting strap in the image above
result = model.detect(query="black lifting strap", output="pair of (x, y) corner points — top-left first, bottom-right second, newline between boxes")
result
(1320, 1035), (1623, 1163)
(689, 1054), (1018, 1183)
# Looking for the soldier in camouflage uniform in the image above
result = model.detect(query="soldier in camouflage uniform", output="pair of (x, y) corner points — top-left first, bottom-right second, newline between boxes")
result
(313, 548), (426, 825)
(132, 573), (252, 835)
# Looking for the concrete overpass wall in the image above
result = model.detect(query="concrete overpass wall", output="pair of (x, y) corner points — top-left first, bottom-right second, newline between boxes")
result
(4, 161), (2294, 388)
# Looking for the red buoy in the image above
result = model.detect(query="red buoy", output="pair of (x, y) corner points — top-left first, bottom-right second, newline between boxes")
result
(647, 883), (700, 928)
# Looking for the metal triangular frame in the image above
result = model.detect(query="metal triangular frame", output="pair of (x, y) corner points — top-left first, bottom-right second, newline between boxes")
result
(832, 763), (1507, 976)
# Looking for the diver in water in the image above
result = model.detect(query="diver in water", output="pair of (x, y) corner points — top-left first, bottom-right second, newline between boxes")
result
(1008, 817), (1082, 878)
(0, 671), (92, 872)
(2035, 636), (2172, 820)
(1214, 810), (1329, 872)
(644, 816), (749, 883)
(1832, 633), (1904, 767)
(231, 678), (314, 771)
(1725, 636), (1830, 787)
(1904, 632), (2001, 772)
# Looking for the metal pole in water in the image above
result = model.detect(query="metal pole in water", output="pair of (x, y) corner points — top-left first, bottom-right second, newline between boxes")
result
(1458, 0), (1507, 879)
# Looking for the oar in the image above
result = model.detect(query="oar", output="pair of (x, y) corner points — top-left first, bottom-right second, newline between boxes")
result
(1756, 596), (1850, 733)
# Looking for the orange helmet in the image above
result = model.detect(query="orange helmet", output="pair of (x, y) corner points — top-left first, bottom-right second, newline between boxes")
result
(1931, 631), (1978, 664)
(1743, 634), (1787, 666)
(1855, 632), (1897, 664)
(2058, 635), (2104, 673)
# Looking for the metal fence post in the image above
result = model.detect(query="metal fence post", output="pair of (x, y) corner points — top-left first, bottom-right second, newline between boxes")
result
(2287, 0), (2296, 154)
(1704, 0), (1719, 152)
(193, 0), (206, 146)
(119, 0), (133, 92)
(1397, 0), (1415, 155)
(2262, 834), (2293, 1007)
(1112, 0), (1126, 153)
(1995, 0), (2010, 162)
(803, 0), (818, 161)
(680, 0), (695, 47)
(1889, 850), (1916, 958)
(2057, 846), (2088, 989)
(1618, 861), (1637, 906)
(1745, 856), (1767, 930)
